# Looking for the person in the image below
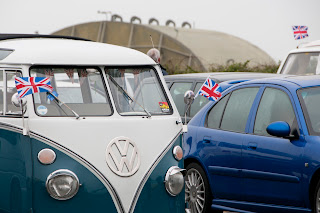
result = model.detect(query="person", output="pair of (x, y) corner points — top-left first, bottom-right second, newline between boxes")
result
(146, 48), (168, 75)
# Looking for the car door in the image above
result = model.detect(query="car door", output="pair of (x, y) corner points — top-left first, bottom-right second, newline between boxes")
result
(242, 86), (304, 207)
(196, 86), (260, 201)
(0, 70), (32, 212)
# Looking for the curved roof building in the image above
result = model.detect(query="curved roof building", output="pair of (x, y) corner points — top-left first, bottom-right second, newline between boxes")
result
(52, 20), (275, 72)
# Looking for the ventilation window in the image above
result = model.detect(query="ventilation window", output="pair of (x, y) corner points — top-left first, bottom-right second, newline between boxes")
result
(0, 49), (13, 60)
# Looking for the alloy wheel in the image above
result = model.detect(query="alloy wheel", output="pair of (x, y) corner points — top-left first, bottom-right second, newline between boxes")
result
(185, 168), (206, 213)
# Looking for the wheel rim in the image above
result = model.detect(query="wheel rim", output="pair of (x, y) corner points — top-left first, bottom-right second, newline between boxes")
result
(316, 186), (320, 213)
(185, 168), (205, 213)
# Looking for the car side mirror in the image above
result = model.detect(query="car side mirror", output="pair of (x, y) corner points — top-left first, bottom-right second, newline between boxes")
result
(184, 90), (195, 106)
(11, 92), (27, 108)
(183, 90), (195, 126)
(266, 121), (291, 138)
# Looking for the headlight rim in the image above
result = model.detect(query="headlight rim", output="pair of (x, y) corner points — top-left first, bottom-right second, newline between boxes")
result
(46, 169), (80, 201)
(164, 166), (185, 196)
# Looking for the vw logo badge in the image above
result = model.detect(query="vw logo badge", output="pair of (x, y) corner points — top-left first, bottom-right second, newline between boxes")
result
(106, 137), (140, 177)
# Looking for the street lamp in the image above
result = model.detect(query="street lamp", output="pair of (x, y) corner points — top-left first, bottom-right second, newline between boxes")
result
(97, 11), (112, 21)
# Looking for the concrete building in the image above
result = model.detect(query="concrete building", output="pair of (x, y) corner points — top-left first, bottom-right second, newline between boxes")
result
(52, 17), (275, 73)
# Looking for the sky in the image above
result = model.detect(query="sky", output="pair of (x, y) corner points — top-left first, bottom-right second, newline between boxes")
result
(1, 0), (319, 63)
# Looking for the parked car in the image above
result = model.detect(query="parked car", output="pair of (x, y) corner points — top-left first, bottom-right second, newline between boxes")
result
(184, 75), (320, 213)
(0, 34), (185, 213)
(164, 72), (278, 123)
(277, 40), (320, 75)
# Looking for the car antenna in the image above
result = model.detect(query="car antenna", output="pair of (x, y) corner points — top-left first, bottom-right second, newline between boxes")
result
(149, 35), (155, 48)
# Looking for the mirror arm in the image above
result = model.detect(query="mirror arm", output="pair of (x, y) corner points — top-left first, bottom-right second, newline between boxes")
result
(184, 103), (192, 125)
(284, 129), (300, 140)
(284, 133), (299, 140)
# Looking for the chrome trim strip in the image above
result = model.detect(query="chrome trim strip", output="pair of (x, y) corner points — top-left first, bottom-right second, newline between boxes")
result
(0, 122), (124, 213)
(128, 130), (182, 213)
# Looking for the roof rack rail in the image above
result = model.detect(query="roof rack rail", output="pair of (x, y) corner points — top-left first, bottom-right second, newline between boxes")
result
(0, 34), (91, 41)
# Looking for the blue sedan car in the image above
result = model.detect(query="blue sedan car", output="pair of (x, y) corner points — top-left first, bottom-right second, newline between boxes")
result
(184, 75), (320, 213)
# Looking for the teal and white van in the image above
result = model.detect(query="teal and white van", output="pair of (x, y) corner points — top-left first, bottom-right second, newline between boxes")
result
(0, 34), (185, 213)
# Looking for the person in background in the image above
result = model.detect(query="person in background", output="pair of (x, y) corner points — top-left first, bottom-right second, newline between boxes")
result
(147, 48), (168, 75)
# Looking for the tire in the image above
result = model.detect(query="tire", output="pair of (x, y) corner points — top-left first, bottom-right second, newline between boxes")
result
(185, 163), (222, 213)
(313, 180), (320, 213)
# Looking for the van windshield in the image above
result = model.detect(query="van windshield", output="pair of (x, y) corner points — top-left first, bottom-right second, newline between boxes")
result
(281, 52), (320, 75)
(105, 67), (171, 115)
(30, 67), (112, 116)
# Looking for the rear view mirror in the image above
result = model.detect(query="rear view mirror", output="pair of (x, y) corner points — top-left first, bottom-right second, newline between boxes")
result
(183, 90), (195, 125)
(11, 92), (27, 108)
(267, 121), (290, 137)
(184, 90), (195, 105)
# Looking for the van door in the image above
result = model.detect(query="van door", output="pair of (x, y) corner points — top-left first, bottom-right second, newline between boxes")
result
(0, 69), (32, 212)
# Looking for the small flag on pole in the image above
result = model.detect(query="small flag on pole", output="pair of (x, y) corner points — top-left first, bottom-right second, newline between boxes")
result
(292, 26), (309, 40)
(15, 77), (53, 98)
(195, 77), (222, 102)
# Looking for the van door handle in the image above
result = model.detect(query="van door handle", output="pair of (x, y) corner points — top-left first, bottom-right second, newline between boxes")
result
(203, 136), (211, 143)
(247, 142), (257, 150)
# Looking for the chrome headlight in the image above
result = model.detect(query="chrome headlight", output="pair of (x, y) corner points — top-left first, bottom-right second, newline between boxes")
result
(164, 166), (186, 196)
(46, 169), (80, 200)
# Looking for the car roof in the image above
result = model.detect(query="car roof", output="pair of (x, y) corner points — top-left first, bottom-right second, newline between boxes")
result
(164, 72), (280, 83)
(288, 40), (320, 54)
(238, 74), (320, 88)
(0, 37), (155, 66)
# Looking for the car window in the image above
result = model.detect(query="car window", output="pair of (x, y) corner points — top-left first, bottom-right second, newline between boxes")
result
(298, 87), (320, 135)
(169, 82), (193, 116)
(106, 67), (171, 116)
(281, 52), (320, 75)
(220, 87), (259, 133)
(31, 67), (112, 116)
(0, 70), (22, 116)
(254, 88), (296, 136)
(206, 94), (230, 129)
(190, 82), (210, 118)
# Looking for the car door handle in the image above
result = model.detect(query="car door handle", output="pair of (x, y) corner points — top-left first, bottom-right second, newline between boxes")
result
(203, 136), (211, 143)
(247, 142), (257, 150)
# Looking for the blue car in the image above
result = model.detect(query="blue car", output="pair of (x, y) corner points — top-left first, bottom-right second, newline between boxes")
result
(184, 75), (320, 213)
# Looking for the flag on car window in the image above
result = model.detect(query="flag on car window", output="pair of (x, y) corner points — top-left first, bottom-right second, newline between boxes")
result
(195, 77), (222, 102)
(292, 26), (308, 40)
(65, 68), (74, 83)
(15, 77), (53, 98)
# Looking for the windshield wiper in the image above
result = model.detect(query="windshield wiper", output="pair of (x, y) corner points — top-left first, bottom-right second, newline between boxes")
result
(107, 74), (152, 118)
(47, 92), (80, 119)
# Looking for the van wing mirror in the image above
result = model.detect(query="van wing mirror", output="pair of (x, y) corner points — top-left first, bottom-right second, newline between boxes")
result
(183, 90), (195, 125)
(184, 90), (195, 106)
(11, 92), (27, 108)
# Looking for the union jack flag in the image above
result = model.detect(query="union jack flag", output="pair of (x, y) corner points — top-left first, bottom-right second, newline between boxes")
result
(196, 77), (222, 102)
(65, 68), (74, 83)
(292, 26), (308, 40)
(15, 77), (53, 98)
(45, 69), (54, 79)
(79, 69), (88, 85)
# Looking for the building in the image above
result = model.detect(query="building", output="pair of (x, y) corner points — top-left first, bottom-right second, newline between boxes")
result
(52, 16), (275, 73)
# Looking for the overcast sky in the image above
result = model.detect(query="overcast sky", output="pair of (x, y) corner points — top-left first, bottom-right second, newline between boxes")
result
(1, 0), (319, 62)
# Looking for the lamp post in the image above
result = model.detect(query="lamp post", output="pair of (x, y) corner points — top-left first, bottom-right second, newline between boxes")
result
(97, 11), (112, 21)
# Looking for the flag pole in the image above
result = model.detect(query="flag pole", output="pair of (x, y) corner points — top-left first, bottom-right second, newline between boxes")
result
(21, 99), (27, 136)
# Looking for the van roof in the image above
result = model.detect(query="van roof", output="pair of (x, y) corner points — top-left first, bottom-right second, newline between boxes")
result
(0, 37), (156, 66)
(289, 40), (320, 54)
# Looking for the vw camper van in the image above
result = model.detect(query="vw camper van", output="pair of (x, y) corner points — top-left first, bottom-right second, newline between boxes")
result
(277, 40), (320, 75)
(0, 34), (185, 213)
